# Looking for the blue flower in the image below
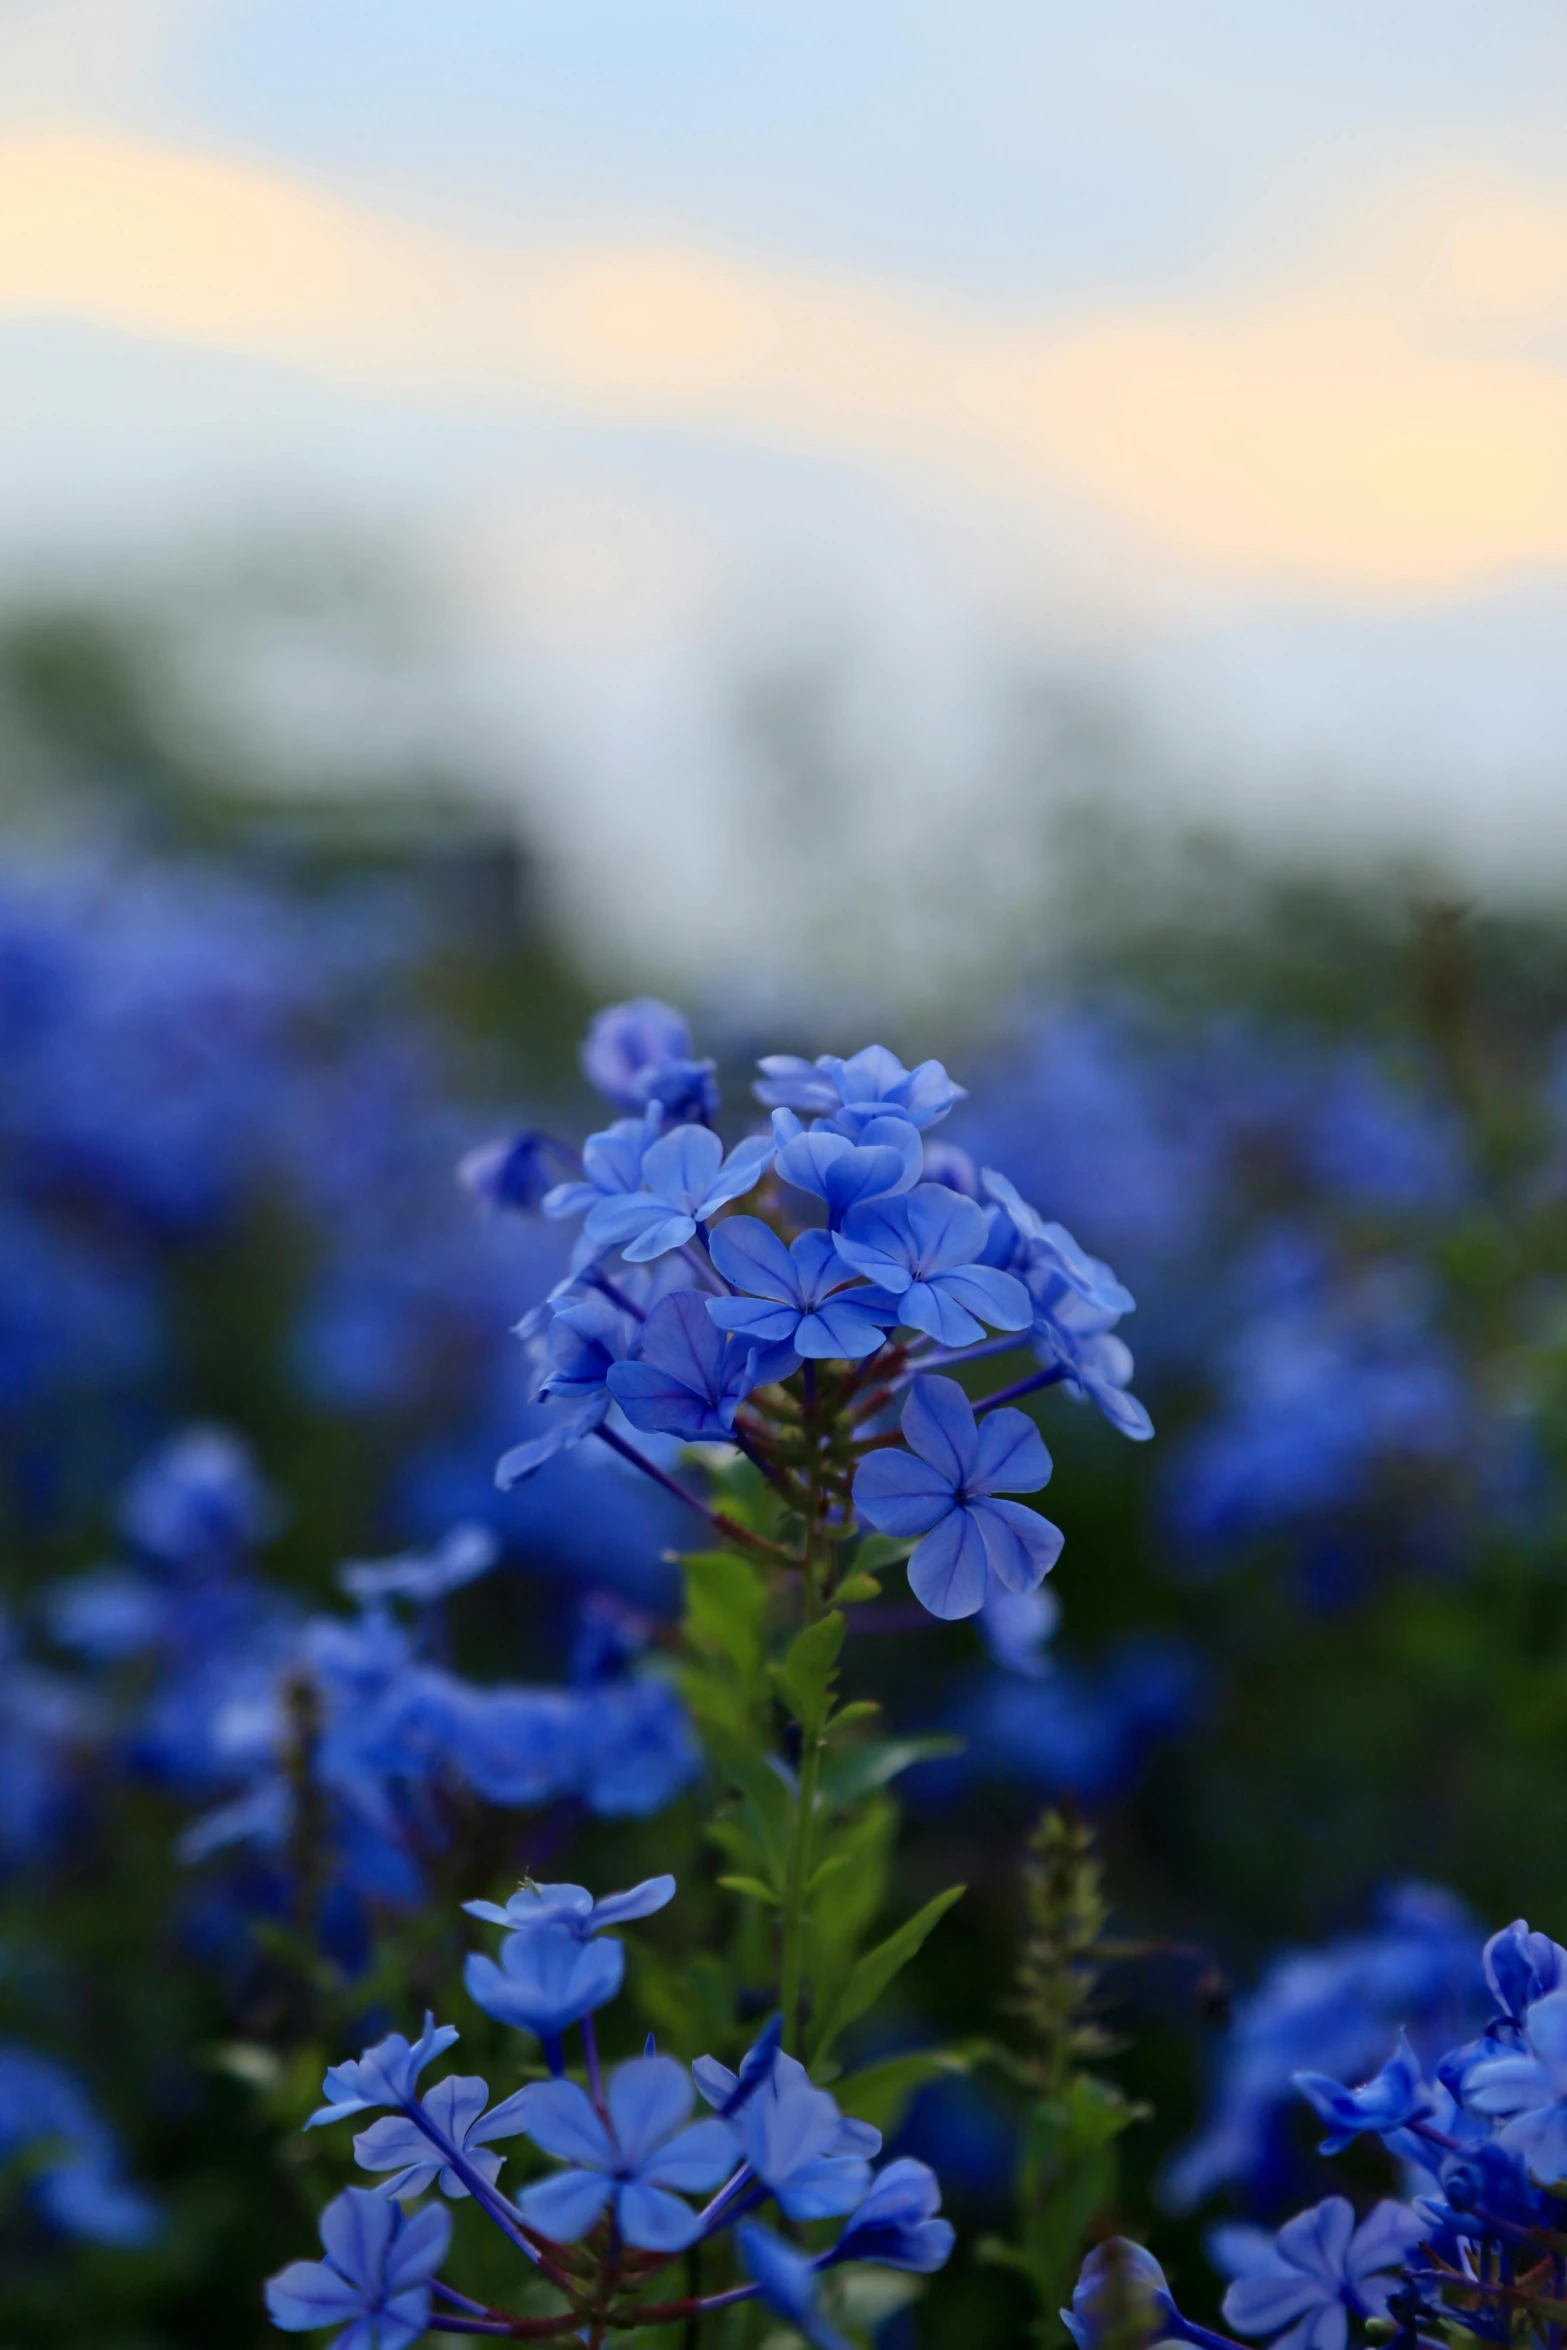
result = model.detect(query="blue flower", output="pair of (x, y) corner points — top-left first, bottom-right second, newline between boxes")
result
(828, 2156), (954, 2271)
(754, 1045), (965, 1138)
(462, 1873), (676, 1935)
(707, 1218), (896, 1362)
(853, 1377), (1063, 1621)
(352, 2074), (533, 2200)
(496, 1292), (638, 1485)
(1483, 1918), (1567, 2022)
(1063, 2240), (1182, 2350)
(458, 1876), (673, 2045)
(337, 1523), (498, 1607)
(0, 2045), (157, 2246)
(583, 1125), (775, 1263)
(120, 1424), (273, 1577)
(771, 1109), (923, 1220)
(515, 2055), (736, 2251)
(457, 1130), (557, 1213)
(739, 2222), (851, 2350)
(1295, 2031), (1429, 2153)
(265, 2186), (450, 2350)
(607, 1292), (765, 1441)
(305, 2015), (461, 2130)
(694, 2047), (879, 2218)
(581, 998), (715, 1119)
(1219, 2197), (1423, 2350)
(835, 1186), (1030, 1346)
(1465, 1988), (1567, 2179)
(543, 1106), (663, 1230)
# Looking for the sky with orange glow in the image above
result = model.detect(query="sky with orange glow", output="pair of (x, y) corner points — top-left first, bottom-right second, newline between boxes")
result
(4, 1), (1567, 987)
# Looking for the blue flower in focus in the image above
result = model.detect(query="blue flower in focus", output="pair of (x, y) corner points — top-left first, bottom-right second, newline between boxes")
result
(1296, 2031), (1428, 2153)
(584, 1124), (774, 1263)
(708, 1218), (896, 1362)
(338, 1523), (498, 1608)
(755, 1044), (965, 1138)
(771, 1109), (923, 1220)
(739, 2223), (851, 2350)
(1063, 2239), (1182, 2350)
(462, 1873), (676, 1935)
(305, 2015), (461, 2130)
(980, 1176), (1152, 1440)
(854, 1376), (1063, 1621)
(828, 2156), (954, 2271)
(1218, 2197), (1423, 2350)
(460, 1882), (667, 2043)
(977, 1585), (1060, 1677)
(543, 1107), (663, 1234)
(516, 2055), (736, 2250)
(352, 2074), (532, 2200)
(694, 2047), (879, 2217)
(1465, 1989), (1567, 2180)
(582, 998), (715, 1119)
(607, 1292), (766, 1441)
(835, 1185), (1031, 1346)
(266, 2186), (450, 2350)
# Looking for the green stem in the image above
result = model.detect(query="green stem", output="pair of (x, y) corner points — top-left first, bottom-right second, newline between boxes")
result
(779, 1730), (821, 2056)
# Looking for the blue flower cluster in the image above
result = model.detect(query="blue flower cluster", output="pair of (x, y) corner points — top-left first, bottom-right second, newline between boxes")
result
(0, 2044), (156, 2247)
(475, 1002), (1149, 1622)
(36, 1426), (695, 1927)
(267, 1873), (953, 2348)
(1077, 1916), (1567, 2350)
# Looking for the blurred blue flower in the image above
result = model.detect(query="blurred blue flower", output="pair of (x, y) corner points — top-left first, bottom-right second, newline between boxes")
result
(827, 2157), (955, 2272)
(582, 998), (715, 1119)
(739, 2222), (851, 2350)
(464, 1920), (626, 2041)
(0, 2045), (156, 2245)
(337, 1523), (498, 1608)
(1296, 2031), (1429, 2153)
(694, 2048), (879, 2218)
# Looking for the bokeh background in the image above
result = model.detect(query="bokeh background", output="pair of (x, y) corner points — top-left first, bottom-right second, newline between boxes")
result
(7, 7), (1567, 2345)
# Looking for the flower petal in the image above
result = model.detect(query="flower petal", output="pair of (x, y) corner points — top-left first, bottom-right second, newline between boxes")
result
(852, 1452), (955, 1539)
(970, 1407), (1053, 1495)
(607, 2055), (693, 2170)
(907, 1507), (991, 1620)
(709, 1216), (800, 1303)
(517, 2167), (613, 2242)
(517, 2080), (615, 2169)
(901, 1377), (978, 1484)
(972, 1497), (1064, 1593)
(640, 2117), (739, 2193)
(616, 2179), (705, 2251)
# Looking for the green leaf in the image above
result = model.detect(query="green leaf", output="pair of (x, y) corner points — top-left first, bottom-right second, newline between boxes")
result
(770, 1611), (845, 1737)
(833, 1572), (882, 1605)
(682, 1550), (767, 1685)
(819, 1735), (965, 1810)
(830, 2047), (970, 2135)
(810, 1883), (965, 2065)
(718, 1874), (781, 1907)
(707, 1733), (794, 1879)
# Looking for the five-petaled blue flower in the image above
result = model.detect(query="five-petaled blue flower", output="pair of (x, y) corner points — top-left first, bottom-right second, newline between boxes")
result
(1218, 2197), (1423, 2350)
(516, 2054), (736, 2251)
(584, 1125), (774, 1263)
(266, 2185), (450, 2350)
(835, 1186), (1031, 1347)
(607, 1292), (766, 1441)
(352, 2074), (532, 2201)
(694, 2046), (879, 2217)
(853, 1376), (1064, 1621)
(707, 1218), (896, 1363)
(755, 1044), (965, 1138)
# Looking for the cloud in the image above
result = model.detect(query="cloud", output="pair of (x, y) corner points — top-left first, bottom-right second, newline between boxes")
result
(5, 131), (1567, 606)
